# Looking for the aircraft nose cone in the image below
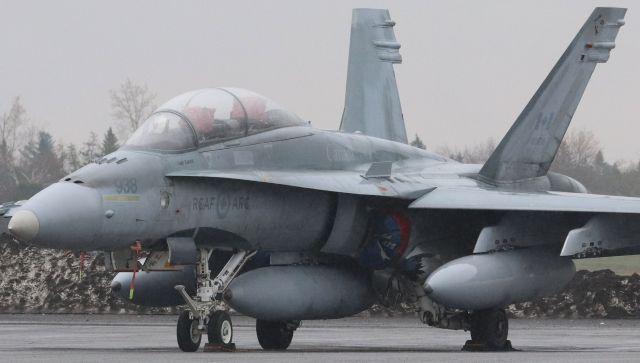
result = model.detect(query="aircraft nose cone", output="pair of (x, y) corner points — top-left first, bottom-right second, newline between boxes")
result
(16, 182), (103, 250)
(8, 210), (40, 242)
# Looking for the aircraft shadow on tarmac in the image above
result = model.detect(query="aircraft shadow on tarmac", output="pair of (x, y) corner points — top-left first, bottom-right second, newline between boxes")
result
(21, 345), (624, 354)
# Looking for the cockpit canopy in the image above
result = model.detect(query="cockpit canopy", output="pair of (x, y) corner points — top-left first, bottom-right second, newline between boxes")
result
(124, 88), (307, 151)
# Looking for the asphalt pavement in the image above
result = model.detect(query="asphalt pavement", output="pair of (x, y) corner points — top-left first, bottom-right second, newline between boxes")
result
(0, 314), (639, 362)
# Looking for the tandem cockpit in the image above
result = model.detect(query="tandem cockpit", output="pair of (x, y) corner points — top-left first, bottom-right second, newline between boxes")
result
(122, 88), (308, 152)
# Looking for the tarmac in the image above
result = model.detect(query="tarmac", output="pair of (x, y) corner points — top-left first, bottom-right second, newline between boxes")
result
(1, 314), (639, 362)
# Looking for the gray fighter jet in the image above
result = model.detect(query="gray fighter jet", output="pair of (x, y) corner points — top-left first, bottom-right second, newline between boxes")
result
(3, 7), (630, 351)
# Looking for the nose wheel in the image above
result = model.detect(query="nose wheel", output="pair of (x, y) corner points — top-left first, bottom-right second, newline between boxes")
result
(208, 310), (233, 345)
(176, 311), (202, 352)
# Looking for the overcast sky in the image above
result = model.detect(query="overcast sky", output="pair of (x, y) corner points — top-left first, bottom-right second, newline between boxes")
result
(1, 0), (638, 161)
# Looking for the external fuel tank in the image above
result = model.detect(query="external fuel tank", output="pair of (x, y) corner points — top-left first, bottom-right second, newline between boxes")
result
(424, 249), (575, 310)
(225, 265), (376, 320)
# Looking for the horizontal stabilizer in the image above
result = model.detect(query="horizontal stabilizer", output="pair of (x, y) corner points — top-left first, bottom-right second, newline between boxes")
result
(480, 7), (626, 182)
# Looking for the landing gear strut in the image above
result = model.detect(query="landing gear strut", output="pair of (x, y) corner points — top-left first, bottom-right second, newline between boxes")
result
(256, 320), (299, 350)
(464, 308), (512, 351)
(175, 249), (254, 352)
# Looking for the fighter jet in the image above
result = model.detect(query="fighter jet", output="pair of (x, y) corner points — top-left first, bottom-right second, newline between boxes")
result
(3, 7), (630, 351)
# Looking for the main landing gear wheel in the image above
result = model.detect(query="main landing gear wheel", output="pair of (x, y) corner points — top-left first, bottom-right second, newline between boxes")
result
(208, 310), (233, 345)
(256, 320), (295, 350)
(468, 308), (511, 351)
(177, 311), (202, 352)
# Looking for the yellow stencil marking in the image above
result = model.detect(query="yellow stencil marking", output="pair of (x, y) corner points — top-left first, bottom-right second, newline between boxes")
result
(103, 194), (140, 202)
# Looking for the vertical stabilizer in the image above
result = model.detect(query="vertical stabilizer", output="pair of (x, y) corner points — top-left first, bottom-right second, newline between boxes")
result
(479, 7), (626, 183)
(340, 9), (407, 143)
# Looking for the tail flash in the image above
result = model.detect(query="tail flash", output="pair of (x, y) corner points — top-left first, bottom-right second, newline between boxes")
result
(340, 9), (407, 143)
(479, 7), (626, 183)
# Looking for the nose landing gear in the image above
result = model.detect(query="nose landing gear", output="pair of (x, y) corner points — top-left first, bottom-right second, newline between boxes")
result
(175, 249), (254, 352)
(208, 310), (233, 345)
(176, 310), (202, 352)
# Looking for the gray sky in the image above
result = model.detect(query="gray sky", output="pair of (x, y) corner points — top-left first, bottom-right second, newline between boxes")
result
(1, 0), (638, 161)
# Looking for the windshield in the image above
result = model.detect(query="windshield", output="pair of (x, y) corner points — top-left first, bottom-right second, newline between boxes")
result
(123, 112), (196, 151)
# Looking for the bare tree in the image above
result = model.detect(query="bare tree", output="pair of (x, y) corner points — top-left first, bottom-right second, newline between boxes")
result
(65, 144), (81, 172)
(0, 97), (28, 165)
(553, 128), (600, 171)
(430, 129), (640, 198)
(80, 132), (100, 165)
(435, 138), (496, 163)
(110, 78), (156, 139)
(0, 97), (34, 199)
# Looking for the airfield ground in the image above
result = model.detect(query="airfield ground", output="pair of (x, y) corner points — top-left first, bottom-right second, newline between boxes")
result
(0, 314), (639, 362)
(575, 255), (640, 275)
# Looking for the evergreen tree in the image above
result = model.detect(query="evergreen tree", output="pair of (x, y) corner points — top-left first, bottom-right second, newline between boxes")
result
(18, 131), (64, 189)
(101, 127), (119, 155)
(594, 150), (606, 176)
(410, 134), (426, 150)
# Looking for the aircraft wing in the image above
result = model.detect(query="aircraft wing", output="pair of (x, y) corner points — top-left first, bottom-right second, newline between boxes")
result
(410, 188), (640, 214)
(166, 169), (432, 199)
(411, 187), (640, 258)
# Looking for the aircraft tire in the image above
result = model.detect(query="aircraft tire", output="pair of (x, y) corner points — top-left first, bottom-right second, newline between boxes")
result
(256, 320), (294, 350)
(208, 310), (233, 345)
(177, 311), (202, 352)
(470, 308), (509, 349)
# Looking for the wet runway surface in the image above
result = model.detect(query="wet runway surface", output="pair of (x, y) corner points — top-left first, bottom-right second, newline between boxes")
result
(1, 314), (639, 362)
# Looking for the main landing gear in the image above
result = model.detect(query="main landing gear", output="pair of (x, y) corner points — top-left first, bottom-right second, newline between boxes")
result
(256, 320), (300, 350)
(175, 249), (254, 352)
(464, 308), (512, 351)
(416, 290), (512, 351)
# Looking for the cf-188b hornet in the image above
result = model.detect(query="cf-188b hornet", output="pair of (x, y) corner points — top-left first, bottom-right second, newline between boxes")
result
(2, 7), (630, 351)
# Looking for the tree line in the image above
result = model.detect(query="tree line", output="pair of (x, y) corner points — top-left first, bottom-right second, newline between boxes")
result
(411, 130), (640, 197)
(0, 79), (155, 201)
